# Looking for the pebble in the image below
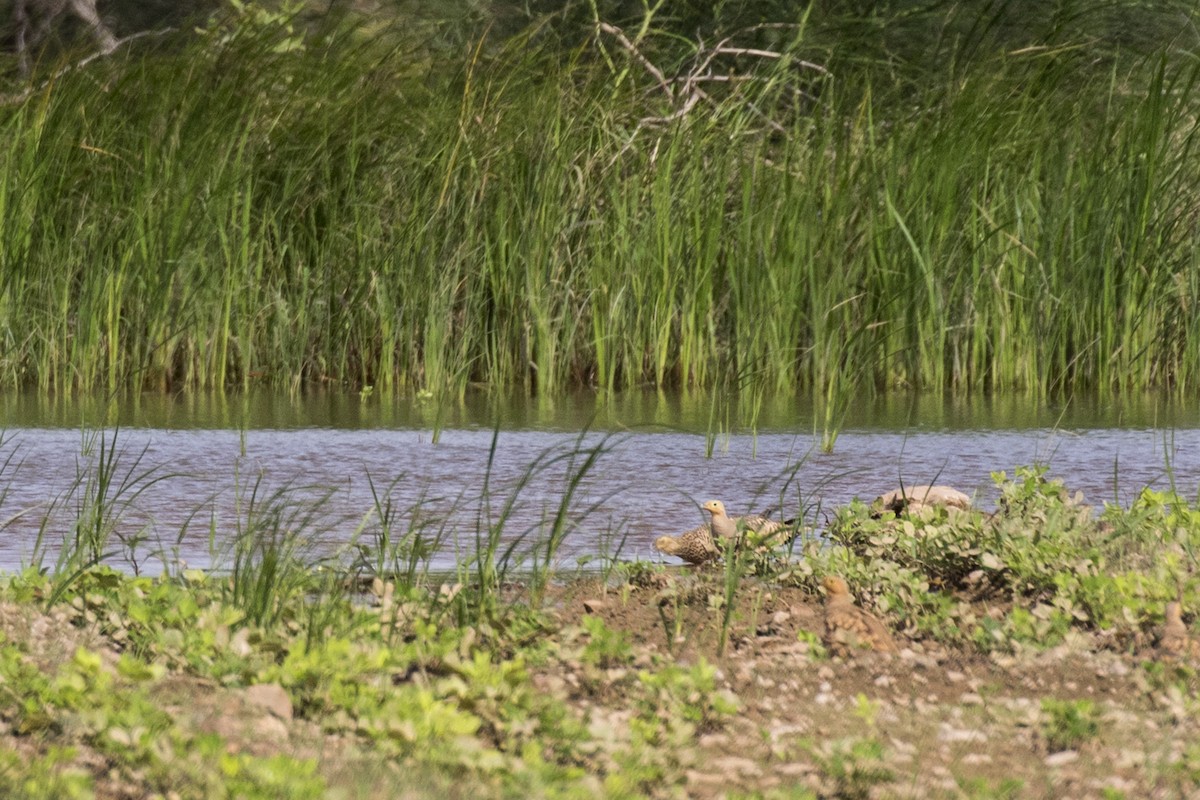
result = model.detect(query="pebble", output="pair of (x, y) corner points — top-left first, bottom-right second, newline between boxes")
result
(711, 756), (762, 778)
(685, 771), (725, 789)
(1044, 750), (1079, 767)
(770, 722), (808, 740)
(938, 724), (987, 743)
(252, 715), (289, 742)
(775, 762), (814, 777)
(244, 683), (293, 721)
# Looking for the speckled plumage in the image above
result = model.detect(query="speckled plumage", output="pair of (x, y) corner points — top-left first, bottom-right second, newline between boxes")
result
(822, 576), (898, 656)
(702, 499), (788, 543)
(654, 524), (718, 565)
(1160, 601), (1199, 659)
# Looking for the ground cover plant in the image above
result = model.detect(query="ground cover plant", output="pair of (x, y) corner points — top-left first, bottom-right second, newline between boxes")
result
(0, 0), (1198, 408)
(0, 443), (1198, 797)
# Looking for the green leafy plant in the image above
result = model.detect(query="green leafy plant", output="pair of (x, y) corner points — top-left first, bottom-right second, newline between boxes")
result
(579, 615), (634, 669)
(1040, 698), (1101, 752)
(805, 735), (895, 800)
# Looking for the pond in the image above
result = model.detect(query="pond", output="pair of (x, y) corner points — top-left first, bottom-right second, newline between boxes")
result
(0, 390), (1196, 573)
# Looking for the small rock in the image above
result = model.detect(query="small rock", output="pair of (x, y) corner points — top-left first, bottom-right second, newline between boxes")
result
(582, 599), (605, 614)
(946, 670), (965, 682)
(252, 715), (289, 742)
(1106, 660), (1131, 677)
(244, 683), (293, 721)
(874, 675), (893, 688)
(772, 611), (792, 625)
(938, 724), (987, 743)
(959, 692), (984, 705)
(712, 756), (762, 778)
(769, 722), (808, 741)
(775, 762), (814, 778)
(685, 771), (725, 789)
(1044, 750), (1079, 767)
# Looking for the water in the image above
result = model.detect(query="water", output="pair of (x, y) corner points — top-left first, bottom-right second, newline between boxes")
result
(0, 391), (1196, 573)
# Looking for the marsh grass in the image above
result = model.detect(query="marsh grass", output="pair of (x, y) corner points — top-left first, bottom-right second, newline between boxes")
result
(454, 429), (615, 627)
(33, 429), (179, 605)
(222, 473), (340, 631)
(716, 533), (748, 657)
(352, 472), (453, 590)
(0, 2), (1195, 415)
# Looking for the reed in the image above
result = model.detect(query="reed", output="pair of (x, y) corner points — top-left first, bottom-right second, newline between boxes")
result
(0, 2), (1196, 403)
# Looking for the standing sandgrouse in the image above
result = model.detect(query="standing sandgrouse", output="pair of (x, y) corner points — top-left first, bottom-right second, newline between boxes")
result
(702, 499), (788, 543)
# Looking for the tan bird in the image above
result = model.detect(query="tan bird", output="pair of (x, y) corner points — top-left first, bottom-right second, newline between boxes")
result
(1160, 601), (1200, 659)
(821, 575), (899, 656)
(654, 523), (718, 565)
(872, 485), (971, 517)
(702, 499), (789, 543)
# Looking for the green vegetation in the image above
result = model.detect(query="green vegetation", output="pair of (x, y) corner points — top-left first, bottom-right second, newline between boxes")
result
(809, 465), (1200, 648)
(0, 429), (1199, 794)
(803, 735), (894, 800)
(0, 0), (1198, 406)
(1041, 698), (1101, 753)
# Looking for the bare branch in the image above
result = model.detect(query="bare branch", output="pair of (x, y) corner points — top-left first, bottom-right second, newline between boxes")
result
(598, 20), (833, 162)
(14, 0), (119, 77)
(2, 28), (176, 106)
(597, 22), (672, 99)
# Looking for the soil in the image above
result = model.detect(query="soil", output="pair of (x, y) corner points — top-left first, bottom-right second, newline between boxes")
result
(1, 571), (1197, 799)
(547, 574), (1196, 799)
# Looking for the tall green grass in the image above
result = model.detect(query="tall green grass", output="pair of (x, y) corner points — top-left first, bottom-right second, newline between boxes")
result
(0, 1), (1197, 400)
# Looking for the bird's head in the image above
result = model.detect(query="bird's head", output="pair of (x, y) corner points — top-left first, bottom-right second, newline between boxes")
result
(654, 535), (680, 555)
(821, 575), (851, 597)
(701, 499), (727, 518)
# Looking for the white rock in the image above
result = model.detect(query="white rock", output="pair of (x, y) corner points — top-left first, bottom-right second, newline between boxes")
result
(1044, 750), (1079, 767)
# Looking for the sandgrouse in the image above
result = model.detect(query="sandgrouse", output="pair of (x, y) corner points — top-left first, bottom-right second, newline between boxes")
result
(1160, 601), (1200, 660)
(702, 499), (789, 544)
(654, 523), (718, 565)
(822, 575), (899, 656)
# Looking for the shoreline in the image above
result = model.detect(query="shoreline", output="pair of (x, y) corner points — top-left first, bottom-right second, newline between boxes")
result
(0, 467), (1196, 797)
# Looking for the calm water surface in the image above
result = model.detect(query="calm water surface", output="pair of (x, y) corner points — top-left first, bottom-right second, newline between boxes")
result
(0, 391), (1196, 572)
